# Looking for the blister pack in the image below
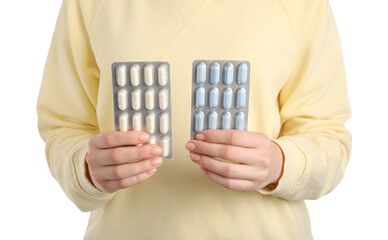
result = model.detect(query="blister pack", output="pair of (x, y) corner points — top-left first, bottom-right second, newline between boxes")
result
(190, 60), (250, 138)
(111, 62), (172, 158)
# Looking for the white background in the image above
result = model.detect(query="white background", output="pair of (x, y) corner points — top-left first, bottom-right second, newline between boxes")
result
(0, 1), (387, 239)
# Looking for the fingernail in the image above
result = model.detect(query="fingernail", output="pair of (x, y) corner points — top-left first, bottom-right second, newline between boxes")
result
(200, 166), (208, 175)
(151, 157), (163, 166)
(190, 153), (200, 161)
(185, 142), (195, 151)
(151, 147), (162, 155)
(138, 133), (150, 142)
(195, 133), (205, 140)
(147, 168), (157, 175)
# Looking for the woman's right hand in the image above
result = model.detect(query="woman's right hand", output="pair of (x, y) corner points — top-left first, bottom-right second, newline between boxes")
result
(86, 131), (163, 193)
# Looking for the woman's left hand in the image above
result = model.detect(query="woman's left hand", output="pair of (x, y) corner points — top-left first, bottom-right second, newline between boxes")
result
(185, 130), (284, 192)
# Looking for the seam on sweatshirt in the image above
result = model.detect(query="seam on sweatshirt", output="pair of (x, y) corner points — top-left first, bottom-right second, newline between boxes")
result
(276, 0), (297, 52)
(302, 0), (326, 47)
(276, 0), (325, 98)
(89, 0), (106, 38)
(275, 0), (298, 92)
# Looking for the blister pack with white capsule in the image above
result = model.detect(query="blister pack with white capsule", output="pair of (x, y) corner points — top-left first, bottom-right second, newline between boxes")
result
(112, 62), (172, 158)
(190, 60), (250, 138)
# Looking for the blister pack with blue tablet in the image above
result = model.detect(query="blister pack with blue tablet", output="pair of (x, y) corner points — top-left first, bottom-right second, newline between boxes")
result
(190, 60), (250, 138)
(111, 62), (172, 158)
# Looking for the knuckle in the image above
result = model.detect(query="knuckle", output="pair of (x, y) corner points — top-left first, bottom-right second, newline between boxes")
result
(228, 130), (238, 145)
(147, 158), (156, 168)
(203, 130), (212, 141)
(224, 165), (236, 178)
(260, 156), (270, 169)
(201, 158), (210, 168)
(85, 153), (94, 165)
(138, 145), (150, 159)
(224, 179), (235, 190)
(135, 174), (144, 184)
(104, 133), (115, 146)
(131, 147), (141, 161)
(110, 148), (121, 163)
(195, 141), (205, 153)
(119, 178), (130, 188)
(88, 135), (96, 147)
(124, 132), (133, 144)
(222, 146), (234, 160)
(261, 137), (272, 148)
(131, 164), (142, 175)
(141, 162), (151, 172)
(113, 166), (124, 179)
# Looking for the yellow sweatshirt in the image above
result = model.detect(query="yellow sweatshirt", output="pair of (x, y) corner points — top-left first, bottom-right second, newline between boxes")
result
(37, 0), (351, 239)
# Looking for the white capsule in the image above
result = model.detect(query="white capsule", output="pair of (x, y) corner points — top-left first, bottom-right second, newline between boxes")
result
(116, 64), (127, 87)
(145, 89), (155, 110)
(159, 89), (168, 110)
(132, 112), (142, 131)
(131, 89), (141, 110)
(117, 89), (128, 111)
(161, 137), (170, 158)
(149, 135), (157, 144)
(130, 64), (140, 86)
(159, 113), (169, 134)
(146, 113), (156, 134)
(144, 64), (154, 86)
(158, 64), (168, 86)
(119, 113), (129, 132)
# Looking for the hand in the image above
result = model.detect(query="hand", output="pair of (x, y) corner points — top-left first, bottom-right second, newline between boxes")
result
(86, 131), (163, 193)
(185, 130), (284, 192)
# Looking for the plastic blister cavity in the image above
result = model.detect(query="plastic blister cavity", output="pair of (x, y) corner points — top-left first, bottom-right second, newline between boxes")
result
(112, 62), (172, 158)
(190, 60), (250, 138)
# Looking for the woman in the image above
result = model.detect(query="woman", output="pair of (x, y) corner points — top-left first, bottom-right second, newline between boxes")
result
(37, 0), (351, 239)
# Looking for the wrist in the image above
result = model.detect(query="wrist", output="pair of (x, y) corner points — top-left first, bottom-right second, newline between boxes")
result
(85, 160), (92, 183)
(265, 140), (285, 189)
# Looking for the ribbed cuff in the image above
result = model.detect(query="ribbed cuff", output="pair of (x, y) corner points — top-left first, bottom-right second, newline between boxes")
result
(257, 137), (306, 199)
(73, 145), (115, 200)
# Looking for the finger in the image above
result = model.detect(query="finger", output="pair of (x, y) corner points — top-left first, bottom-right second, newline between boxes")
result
(100, 157), (163, 180)
(195, 130), (266, 148)
(200, 166), (258, 192)
(190, 153), (258, 181)
(91, 131), (150, 149)
(97, 144), (162, 165)
(102, 169), (158, 193)
(186, 140), (256, 164)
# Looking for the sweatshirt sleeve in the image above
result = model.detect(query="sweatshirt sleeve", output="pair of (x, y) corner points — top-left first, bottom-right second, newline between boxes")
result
(258, 0), (352, 201)
(37, 0), (115, 212)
